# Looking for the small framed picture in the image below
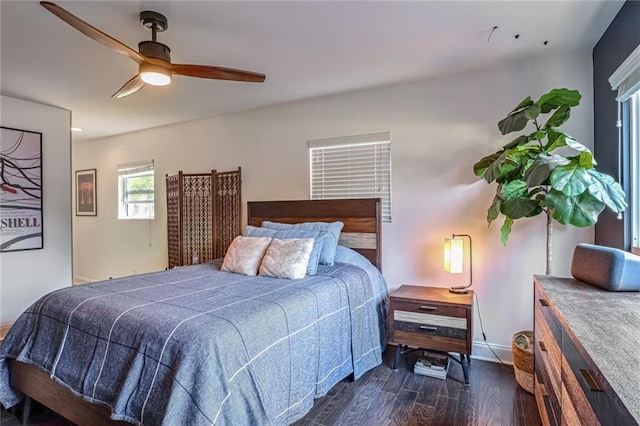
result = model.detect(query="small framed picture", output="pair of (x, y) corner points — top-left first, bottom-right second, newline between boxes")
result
(76, 169), (97, 216)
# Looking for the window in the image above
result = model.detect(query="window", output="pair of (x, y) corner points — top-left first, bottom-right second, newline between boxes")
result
(309, 132), (391, 222)
(631, 91), (640, 254)
(118, 161), (154, 220)
(609, 44), (640, 253)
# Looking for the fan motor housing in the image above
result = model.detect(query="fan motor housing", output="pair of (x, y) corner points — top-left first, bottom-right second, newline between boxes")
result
(138, 41), (171, 63)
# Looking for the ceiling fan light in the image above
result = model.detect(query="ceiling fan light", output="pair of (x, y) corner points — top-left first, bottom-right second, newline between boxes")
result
(139, 63), (171, 86)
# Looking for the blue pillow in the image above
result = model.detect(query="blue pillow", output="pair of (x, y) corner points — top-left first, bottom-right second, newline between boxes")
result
(261, 221), (344, 265)
(243, 226), (325, 275)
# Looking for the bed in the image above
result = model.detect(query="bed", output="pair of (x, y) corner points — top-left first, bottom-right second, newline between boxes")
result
(0, 198), (387, 425)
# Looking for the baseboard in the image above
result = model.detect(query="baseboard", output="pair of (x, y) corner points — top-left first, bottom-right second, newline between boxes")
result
(471, 340), (513, 365)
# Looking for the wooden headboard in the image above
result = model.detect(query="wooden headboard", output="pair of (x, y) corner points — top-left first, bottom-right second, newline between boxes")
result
(247, 198), (382, 270)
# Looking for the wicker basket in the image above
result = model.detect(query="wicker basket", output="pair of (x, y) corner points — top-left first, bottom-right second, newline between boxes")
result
(512, 331), (534, 394)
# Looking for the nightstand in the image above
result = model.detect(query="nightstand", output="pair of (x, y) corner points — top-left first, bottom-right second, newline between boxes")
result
(389, 285), (474, 385)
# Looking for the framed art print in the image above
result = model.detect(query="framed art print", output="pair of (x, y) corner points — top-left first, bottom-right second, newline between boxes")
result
(76, 169), (97, 216)
(0, 126), (44, 252)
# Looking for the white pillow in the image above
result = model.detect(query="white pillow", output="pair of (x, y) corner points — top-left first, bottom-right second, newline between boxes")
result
(221, 236), (272, 276)
(259, 238), (314, 280)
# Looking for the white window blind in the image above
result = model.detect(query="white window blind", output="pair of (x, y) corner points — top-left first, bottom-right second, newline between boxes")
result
(118, 160), (155, 220)
(609, 43), (640, 102)
(309, 132), (391, 222)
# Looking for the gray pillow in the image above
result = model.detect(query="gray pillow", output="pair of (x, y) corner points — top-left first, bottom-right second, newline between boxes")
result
(261, 221), (344, 265)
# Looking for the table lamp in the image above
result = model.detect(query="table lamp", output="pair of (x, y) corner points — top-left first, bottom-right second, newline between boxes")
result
(444, 234), (472, 294)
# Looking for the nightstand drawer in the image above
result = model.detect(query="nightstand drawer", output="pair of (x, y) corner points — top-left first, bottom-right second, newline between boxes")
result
(394, 330), (467, 353)
(394, 308), (466, 335)
(394, 318), (466, 339)
(393, 300), (467, 319)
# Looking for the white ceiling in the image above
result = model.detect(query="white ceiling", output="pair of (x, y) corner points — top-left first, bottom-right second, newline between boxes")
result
(1, 1), (623, 142)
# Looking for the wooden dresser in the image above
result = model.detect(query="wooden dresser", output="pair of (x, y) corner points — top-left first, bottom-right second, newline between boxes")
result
(534, 275), (640, 425)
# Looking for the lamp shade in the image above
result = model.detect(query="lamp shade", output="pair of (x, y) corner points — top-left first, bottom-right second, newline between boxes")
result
(444, 236), (464, 274)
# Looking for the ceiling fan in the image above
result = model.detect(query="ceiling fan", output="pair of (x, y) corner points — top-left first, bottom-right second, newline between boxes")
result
(40, 2), (266, 99)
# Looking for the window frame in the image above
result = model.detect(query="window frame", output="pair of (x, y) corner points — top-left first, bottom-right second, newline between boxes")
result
(609, 43), (640, 253)
(117, 161), (155, 220)
(631, 92), (640, 254)
(308, 132), (392, 222)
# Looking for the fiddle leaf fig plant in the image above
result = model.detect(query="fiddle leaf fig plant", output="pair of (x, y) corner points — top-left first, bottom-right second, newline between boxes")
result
(473, 88), (627, 275)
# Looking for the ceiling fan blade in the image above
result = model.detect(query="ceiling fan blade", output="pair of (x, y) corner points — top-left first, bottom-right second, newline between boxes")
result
(40, 1), (145, 64)
(170, 64), (265, 83)
(112, 75), (145, 98)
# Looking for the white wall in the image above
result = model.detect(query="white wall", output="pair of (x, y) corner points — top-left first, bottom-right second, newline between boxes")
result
(1, 96), (72, 324)
(73, 51), (594, 358)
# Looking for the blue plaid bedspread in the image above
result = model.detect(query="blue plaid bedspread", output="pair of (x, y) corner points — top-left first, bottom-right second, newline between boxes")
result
(0, 261), (385, 425)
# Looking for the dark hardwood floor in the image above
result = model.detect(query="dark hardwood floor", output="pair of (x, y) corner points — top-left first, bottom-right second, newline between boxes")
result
(1, 346), (541, 425)
(293, 346), (541, 426)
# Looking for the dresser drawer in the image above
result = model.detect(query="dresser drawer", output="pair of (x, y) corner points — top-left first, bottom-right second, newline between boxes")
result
(534, 288), (563, 394)
(535, 374), (559, 426)
(535, 316), (562, 400)
(561, 327), (635, 425)
(535, 338), (561, 426)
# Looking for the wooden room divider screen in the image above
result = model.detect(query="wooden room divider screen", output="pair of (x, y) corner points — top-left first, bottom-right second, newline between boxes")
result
(166, 167), (241, 269)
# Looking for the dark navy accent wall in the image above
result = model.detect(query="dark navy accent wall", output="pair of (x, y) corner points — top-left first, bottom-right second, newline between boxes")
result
(593, 1), (640, 250)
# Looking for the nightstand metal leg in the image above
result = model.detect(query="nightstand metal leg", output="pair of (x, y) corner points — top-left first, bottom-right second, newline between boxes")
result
(461, 355), (470, 386)
(392, 345), (402, 371)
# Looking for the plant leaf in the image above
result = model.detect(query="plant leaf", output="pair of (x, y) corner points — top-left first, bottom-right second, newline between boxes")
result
(526, 205), (544, 217)
(505, 146), (532, 166)
(509, 96), (534, 114)
(536, 88), (581, 114)
(550, 163), (592, 196)
(487, 194), (502, 224)
(576, 151), (595, 169)
(543, 104), (571, 129)
(502, 180), (528, 199)
(544, 129), (565, 151)
(524, 104), (541, 120)
(473, 152), (501, 178)
(503, 135), (530, 150)
(498, 104), (541, 135)
(500, 216), (514, 245)
(501, 197), (540, 219)
(534, 131), (546, 141)
(524, 154), (570, 187)
(481, 150), (520, 183)
(544, 130), (589, 156)
(587, 170), (628, 213)
(563, 135), (590, 152)
(546, 189), (605, 226)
